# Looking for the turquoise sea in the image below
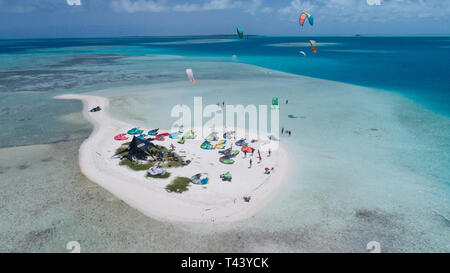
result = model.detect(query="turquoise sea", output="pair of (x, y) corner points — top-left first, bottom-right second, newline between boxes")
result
(0, 36), (449, 252)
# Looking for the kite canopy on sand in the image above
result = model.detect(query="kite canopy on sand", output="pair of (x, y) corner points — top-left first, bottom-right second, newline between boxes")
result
(185, 69), (195, 84)
(299, 12), (314, 26)
(309, 40), (317, 53)
(237, 27), (244, 39)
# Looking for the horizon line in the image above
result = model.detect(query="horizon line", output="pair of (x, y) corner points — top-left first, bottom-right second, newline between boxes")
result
(1, 33), (449, 41)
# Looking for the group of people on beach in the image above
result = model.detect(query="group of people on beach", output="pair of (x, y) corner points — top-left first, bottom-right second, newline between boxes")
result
(245, 148), (272, 170)
(281, 128), (292, 136)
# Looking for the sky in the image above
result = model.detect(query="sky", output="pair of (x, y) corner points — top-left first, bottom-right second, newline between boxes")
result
(0, 0), (449, 38)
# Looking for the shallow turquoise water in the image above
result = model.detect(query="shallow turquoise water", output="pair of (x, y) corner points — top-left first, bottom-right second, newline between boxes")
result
(2, 36), (448, 114)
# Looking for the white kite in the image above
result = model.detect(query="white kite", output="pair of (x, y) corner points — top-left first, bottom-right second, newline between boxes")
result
(185, 69), (196, 84)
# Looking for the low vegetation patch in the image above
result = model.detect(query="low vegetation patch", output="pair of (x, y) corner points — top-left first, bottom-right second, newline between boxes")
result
(146, 172), (171, 179)
(166, 177), (190, 193)
(119, 158), (155, 171)
(115, 143), (130, 156)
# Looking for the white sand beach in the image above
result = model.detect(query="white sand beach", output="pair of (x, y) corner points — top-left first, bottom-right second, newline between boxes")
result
(55, 94), (291, 223)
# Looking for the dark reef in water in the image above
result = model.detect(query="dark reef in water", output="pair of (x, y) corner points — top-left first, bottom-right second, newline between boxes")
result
(16, 163), (31, 170)
(355, 209), (393, 226)
(48, 54), (123, 68)
(22, 227), (57, 250)
(40, 157), (54, 163)
(0, 166), (10, 174)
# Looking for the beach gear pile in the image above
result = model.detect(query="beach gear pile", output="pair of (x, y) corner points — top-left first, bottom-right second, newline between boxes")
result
(190, 173), (209, 185)
(147, 162), (167, 176)
(89, 106), (101, 112)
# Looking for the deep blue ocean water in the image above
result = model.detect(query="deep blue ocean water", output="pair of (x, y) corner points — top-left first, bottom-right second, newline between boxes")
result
(1, 36), (449, 115)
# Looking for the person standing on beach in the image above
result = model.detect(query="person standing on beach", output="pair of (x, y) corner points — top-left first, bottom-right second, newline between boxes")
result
(249, 158), (252, 168)
(281, 128), (284, 134)
(258, 150), (262, 163)
(286, 99), (288, 104)
(268, 149), (271, 157)
(289, 130), (291, 136)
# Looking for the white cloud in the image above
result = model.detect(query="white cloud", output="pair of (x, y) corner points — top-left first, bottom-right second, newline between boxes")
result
(111, 0), (167, 13)
(202, 0), (238, 10)
(277, 0), (450, 23)
(112, 0), (273, 13)
(261, 7), (272, 13)
(246, 0), (263, 15)
(66, 0), (82, 6)
(278, 0), (315, 17)
(173, 0), (239, 12)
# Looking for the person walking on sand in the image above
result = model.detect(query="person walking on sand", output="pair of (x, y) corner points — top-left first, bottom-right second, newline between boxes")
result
(281, 127), (284, 134)
(286, 99), (288, 104)
(258, 150), (262, 163)
(244, 150), (247, 158)
(268, 149), (271, 157)
(289, 130), (292, 136)
(249, 158), (253, 168)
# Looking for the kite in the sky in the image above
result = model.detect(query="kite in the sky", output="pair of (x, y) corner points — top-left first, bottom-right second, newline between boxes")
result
(186, 69), (196, 84)
(299, 12), (314, 26)
(237, 28), (244, 39)
(309, 40), (317, 53)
